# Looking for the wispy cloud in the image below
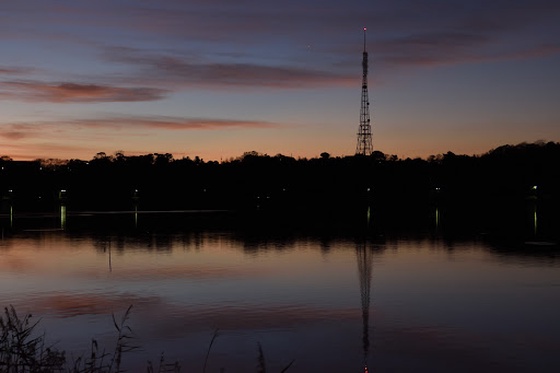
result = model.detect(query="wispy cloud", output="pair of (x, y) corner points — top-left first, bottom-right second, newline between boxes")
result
(0, 81), (167, 103)
(0, 115), (278, 141)
(0, 66), (34, 75)
(66, 115), (277, 131)
(375, 35), (560, 69)
(109, 116), (277, 130)
(502, 43), (560, 60)
(0, 124), (45, 141)
(373, 31), (489, 68)
(102, 47), (355, 89)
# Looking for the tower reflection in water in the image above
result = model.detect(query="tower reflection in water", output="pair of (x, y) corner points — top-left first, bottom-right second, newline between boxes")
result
(356, 241), (373, 372)
(356, 205), (375, 372)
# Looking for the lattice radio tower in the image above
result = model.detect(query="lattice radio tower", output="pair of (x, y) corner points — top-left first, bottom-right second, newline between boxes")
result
(356, 27), (373, 155)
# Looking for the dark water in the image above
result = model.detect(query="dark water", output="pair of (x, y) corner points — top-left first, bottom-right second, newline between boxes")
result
(1, 207), (559, 372)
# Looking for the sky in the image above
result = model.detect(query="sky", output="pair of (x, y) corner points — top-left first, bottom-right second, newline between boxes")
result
(1, 0), (559, 161)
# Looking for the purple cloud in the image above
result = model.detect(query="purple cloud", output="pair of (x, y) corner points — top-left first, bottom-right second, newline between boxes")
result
(0, 115), (278, 143)
(102, 47), (355, 89)
(0, 81), (167, 103)
(0, 66), (34, 75)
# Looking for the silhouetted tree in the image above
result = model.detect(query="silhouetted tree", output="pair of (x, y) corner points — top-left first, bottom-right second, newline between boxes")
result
(1, 141), (558, 215)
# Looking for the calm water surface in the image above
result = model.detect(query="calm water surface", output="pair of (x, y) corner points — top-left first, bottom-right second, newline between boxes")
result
(1, 210), (559, 372)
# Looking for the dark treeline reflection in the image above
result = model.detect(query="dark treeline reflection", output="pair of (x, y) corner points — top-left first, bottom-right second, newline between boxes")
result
(1, 215), (558, 269)
(1, 141), (559, 239)
(1, 207), (557, 265)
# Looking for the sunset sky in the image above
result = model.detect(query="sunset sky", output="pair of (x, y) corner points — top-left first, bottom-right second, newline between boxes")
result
(1, 0), (559, 161)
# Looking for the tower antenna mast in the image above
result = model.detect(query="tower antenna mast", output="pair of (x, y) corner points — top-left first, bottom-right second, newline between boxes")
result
(356, 27), (373, 155)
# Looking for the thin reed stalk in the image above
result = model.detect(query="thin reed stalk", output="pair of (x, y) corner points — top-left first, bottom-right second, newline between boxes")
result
(1, 306), (293, 373)
(202, 329), (219, 373)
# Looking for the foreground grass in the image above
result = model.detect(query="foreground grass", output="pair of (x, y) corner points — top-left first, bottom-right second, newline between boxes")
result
(0, 306), (293, 373)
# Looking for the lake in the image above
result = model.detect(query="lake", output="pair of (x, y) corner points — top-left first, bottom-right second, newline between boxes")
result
(1, 207), (559, 372)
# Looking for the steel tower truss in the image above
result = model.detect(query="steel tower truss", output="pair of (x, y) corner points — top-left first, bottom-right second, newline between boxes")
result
(356, 28), (373, 155)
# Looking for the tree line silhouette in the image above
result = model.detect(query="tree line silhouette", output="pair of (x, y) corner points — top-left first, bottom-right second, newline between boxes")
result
(1, 142), (559, 218)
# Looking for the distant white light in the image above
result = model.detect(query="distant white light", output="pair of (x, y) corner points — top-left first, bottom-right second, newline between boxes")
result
(363, 27), (367, 31)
